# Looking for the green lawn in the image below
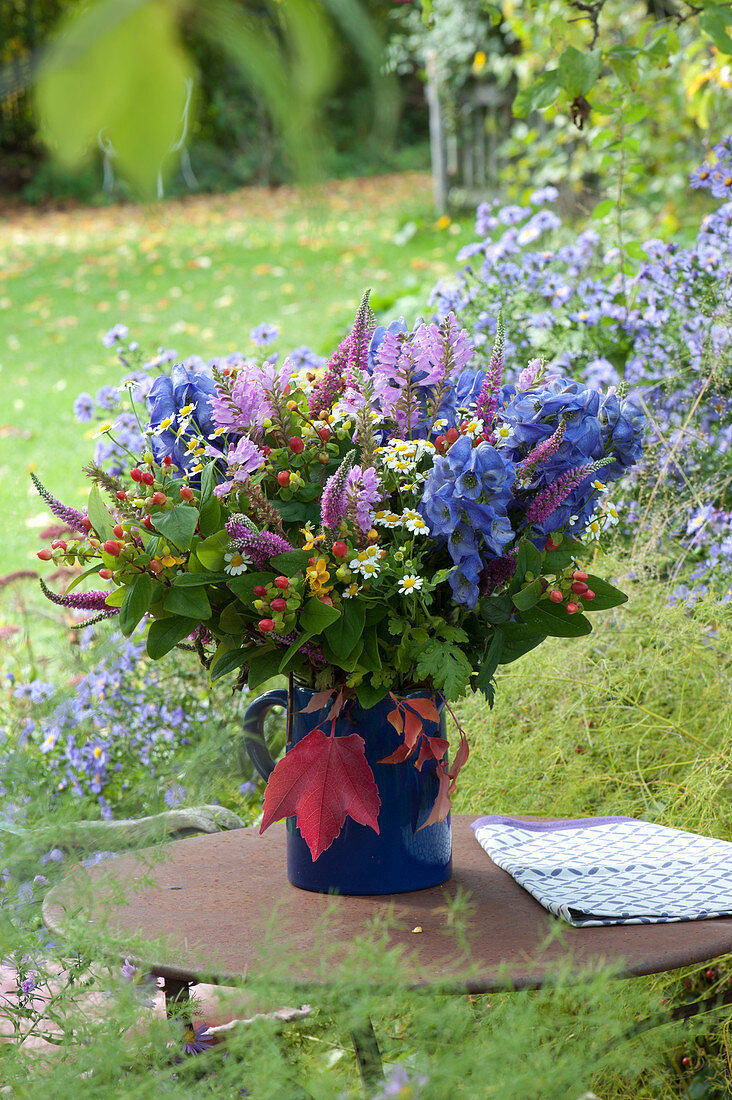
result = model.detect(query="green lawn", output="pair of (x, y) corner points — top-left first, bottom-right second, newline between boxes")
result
(0, 173), (469, 573)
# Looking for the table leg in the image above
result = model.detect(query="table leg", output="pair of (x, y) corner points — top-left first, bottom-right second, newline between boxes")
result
(351, 1017), (383, 1088)
(163, 976), (194, 1023)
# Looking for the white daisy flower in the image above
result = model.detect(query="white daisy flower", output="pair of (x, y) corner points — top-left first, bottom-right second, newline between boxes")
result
(586, 518), (602, 541)
(602, 503), (620, 528)
(591, 478), (609, 493)
(343, 583), (361, 599)
(402, 509), (429, 535)
(359, 560), (380, 578)
(494, 422), (516, 447)
(224, 550), (251, 576)
(398, 574), (424, 594)
(374, 511), (402, 528)
(463, 418), (484, 440)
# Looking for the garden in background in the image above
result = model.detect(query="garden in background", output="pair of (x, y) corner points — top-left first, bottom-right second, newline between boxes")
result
(1, 0), (731, 1096)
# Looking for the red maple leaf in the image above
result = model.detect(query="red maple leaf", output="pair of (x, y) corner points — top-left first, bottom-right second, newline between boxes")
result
(259, 727), (381, 861)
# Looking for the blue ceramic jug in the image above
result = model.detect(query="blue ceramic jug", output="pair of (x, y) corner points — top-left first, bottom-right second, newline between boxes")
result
(242, 682), (452, 895)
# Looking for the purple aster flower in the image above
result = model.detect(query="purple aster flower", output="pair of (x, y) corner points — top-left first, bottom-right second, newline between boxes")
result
(95, 385), (120, 411)
(249, 323), (279, 346)
(164, 785), (186, 808)
(73, 392), (95, 421)
(373, 1063), (429, 1098)
(238, 781), (256, 796)
(181, 1022), (213, 1056)
(102, 323), (129, 348)
(20, 974), (35, 996)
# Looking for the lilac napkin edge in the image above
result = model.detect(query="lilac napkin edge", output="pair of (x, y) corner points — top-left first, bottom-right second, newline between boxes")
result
(471, 815), (638, 835)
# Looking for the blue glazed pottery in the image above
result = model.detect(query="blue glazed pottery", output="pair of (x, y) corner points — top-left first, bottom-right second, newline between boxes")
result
(242, 682), (452, 895)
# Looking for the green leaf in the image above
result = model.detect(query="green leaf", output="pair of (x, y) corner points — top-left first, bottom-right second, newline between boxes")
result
(163, 585), (212, 620)
(355, 679), (389, 709)
(197, 463), (222, 536)
(173, 571), (229, 587)
(476, 630), (503, 692)
(543, 538), (584, 573)
(497, 623), (546, 664)
(299, 596), (341, 634)
(324, 599), (365, 657)
(279, 631), (314, 674)
(480, 594), (513, 624)
(625, 241), (647, 261)
(118, 573), (154, 635)
(512, 578), (543, 611)
(218, 601), (246, 633)
(87, 483), (115, 540)
(513, 70), (561, 117)
(581, 574), (628, 611)
(36, 0), (194, 195)
(147, 615), (199, 660)
(558, 46), (602, 97)
(592, 198), (615, 219)
(360, 623), (382, 672)
(414, 640), (473, 699)
(520, 601), (593, 638)
(64, 563), (105, 594)
(269, 549), (313, 574)
(197, 529), (231, 571)
(322, 638), (364, 672)
(210, 647), (251, 683)
(700, 8), (732, 55)
(104, 587), (127, 608)
(247, 647), (284, 692)
(226, 571), (274, 602)
(516, 540), (543, 582)
(152, 505), (199, 550)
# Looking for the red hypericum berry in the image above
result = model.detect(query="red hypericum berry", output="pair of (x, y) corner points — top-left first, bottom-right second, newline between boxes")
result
(434, 434), (446, 454)
(572, 570), (589, 582)
(332, 541), (348, 559)
(149, 560), (164, 575)
(116, 490), (127, 501)
(253, 585), (267, 597)
(163, 455), (173, 467)
(258, 619), (275, 633)
(583, 589), (595, 601)
(99, 567), (114, 580)
(277, 471), (290, 488)
(112, 524), (125, 539)
(318, 453), (329, 465)
(82, 517), (93, 531)
(130, 467), (143, 482)
(445, 427), (459, 444)
(706, 969), (716, 980)
(141, 470), (155, 486)
(262, 445), (271, 457)
(549, 589), (564, 603)
(571, 581), (588, 595)
(103, 540), (122, 557)
(274, 576), (289, 590)
(51, 539), (67, 551)
(318, 595), (334, 606)
(681, 1057), (691, 1068)
(143, 514), (154, 530)
(566, 601), (580, 615)
(37, 548), (53, 561)
(152, 491), (167, 506)
(546, 536), (559, 550)
(270, 598), (287, 612)
(179, 486), (194, 501)
(289, 436), (304, 454)
(318, 427), (331, 442)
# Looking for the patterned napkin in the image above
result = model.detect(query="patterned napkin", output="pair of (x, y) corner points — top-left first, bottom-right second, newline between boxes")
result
(472, 815), (732, 927)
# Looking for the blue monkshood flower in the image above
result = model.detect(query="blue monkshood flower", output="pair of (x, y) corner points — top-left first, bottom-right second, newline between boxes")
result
(598, 394), (646, 477)
(146, 363), (218, 474)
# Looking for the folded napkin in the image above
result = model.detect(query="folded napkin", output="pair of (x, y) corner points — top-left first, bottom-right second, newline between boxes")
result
(472, 815), (732, 927)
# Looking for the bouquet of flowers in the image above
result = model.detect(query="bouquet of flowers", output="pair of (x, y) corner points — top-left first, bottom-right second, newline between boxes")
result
(35, 293), (644, 856)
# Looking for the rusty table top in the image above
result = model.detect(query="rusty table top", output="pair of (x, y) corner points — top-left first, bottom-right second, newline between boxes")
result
(42, 815), (732, 993)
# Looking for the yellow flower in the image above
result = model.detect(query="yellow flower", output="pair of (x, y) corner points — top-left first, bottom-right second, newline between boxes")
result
(160, 554), (184, 568)
(472, 50), (487, 73)
(300, 524), (324, 552)
(306, 557), (332, 594)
